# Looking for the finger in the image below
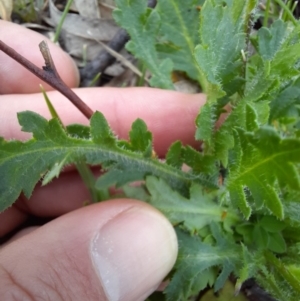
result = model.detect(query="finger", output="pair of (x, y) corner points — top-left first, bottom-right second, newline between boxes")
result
(0, 199), (178, 301)
(0, 87), (205, 155)
(0, 170), (92, 237)
(0, 20), (79, 94)
(1, 226), (39, 246)
(0, 206), (28, 238)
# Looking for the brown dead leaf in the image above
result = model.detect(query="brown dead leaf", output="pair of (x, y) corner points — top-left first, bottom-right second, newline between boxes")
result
(73, 0), (100, 19)
(0, 0), (13, 21)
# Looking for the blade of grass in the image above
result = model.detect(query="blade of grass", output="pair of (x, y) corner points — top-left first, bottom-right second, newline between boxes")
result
(53, 0), (74, 43)
(282, 0), (292, 21)
(40, 84), (63, 124)
(137, 60), (147, 87)
(82, 44), (87, 67)
(89, 72), (101, 87)
(275, 0), (298, 26)
(263, 0), (271, 27)
(291, 1), (298, 13)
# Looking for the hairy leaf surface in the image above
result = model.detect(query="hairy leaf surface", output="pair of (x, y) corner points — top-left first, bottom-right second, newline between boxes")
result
(113, 0), (174, 89)
(165, 227), (242, 301)
(155, 0), (204, 81)
(245, 21), (300, 101)
(227, 127), (300, 219)
(146, 176), (239, 232)
(0, 111), (215, 211)
(194, 0), (247, 99)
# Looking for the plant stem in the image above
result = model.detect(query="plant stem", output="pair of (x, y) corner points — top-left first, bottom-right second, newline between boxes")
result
(265, 251), (300, 293)
(53, 0), (74, 43)
(0, 40), (94, 119)
(263, 0), (271, 27)
(275, 0), (298, 26)
(75, 161), (109, 202)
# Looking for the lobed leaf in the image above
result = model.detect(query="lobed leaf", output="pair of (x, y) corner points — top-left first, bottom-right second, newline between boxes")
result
(165, 227), (242, 301)
(155, 0), (204, 82)
(113, 0), (174, 89)
(269, 76), (300, 121)
(227, 127), (300, 219)
(257, 20), (289, 61)
(194, 0), (253, 150)
(0, 111), (217, 212)
(245, 22), (300, 102)
(146, 176), (239, 233)
(194, 0), (247, 99)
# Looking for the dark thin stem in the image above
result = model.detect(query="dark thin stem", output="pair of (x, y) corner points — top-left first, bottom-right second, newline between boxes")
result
(0, 40), (94, 119)
(80, 28), (130, 87)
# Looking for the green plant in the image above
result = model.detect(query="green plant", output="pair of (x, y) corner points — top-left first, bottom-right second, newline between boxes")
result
(1, 0), (300, 300)
(12, 0), (45, 23)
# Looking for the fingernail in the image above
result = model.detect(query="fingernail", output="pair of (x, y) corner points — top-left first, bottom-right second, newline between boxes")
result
(90, 206), (178, 301)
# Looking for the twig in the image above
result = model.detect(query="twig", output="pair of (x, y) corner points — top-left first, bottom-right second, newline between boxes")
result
(79, 28), (130, 87)
(0, 40), (94, 119)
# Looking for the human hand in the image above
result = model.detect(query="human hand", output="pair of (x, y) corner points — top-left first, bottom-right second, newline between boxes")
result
(0, 20), (206, 300)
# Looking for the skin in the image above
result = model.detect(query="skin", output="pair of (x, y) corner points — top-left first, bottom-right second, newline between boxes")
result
(0, 20), (207, 301)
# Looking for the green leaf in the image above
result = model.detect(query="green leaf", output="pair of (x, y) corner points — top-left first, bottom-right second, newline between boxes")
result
(166, 141), (184, 169)
(195, 102), (217, 147)
(259, 215), (286, 233)
(128, 118), (152, 157)
(245, 22), (300, 102)
(229, 183), (251, 219)
(199, 97), (269, 172)
(194, 0), (246, 99)
(253, 225), (270, 249)
(201, 280), (248, 301)
(146, 176), (238, 232)
(66, 124), (90, 139)
(183, 146), (216, 175)
(287, 265), (300, 282)
(18, 111), (48, 139)
(0, 112), (217, 212)
(243, 58), (276, 102)
(270, 76), (300, 121)
(284, 201), (300, 227)
(122, 183), (149, 201)
(268, 232), (287, 253)
(96, 169), (145, 189)
(90, 111), (116, 146)
(257, 20), (288, 61)
(155, 0), (204, 82)
(165, 227), (242, 301)
(235, 245), (263, 292)
(263, 251), (300, 299)
(42, 153), (70, 185)
(214, 102), (246, 166)
(227, 127), (300, 219)
(113, 0), (174, 89)
(235, 223), (254, 244)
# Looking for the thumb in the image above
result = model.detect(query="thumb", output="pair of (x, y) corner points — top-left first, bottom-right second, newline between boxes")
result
(0, 199), (178, 301)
